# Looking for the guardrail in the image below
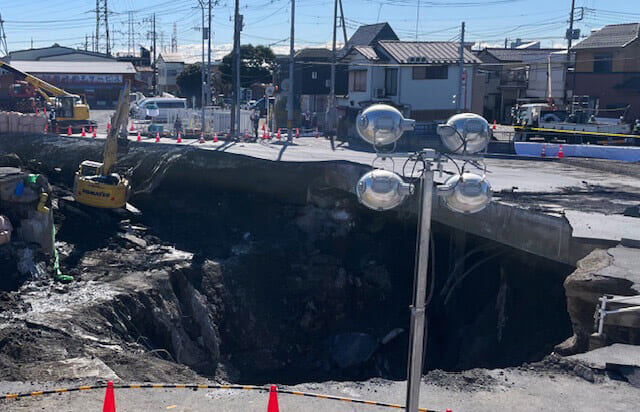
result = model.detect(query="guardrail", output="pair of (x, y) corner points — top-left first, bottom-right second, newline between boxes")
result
(594, 295), (640, 335)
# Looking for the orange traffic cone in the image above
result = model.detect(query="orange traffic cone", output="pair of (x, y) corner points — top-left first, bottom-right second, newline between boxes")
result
(199, 131), (205, 143)
(130, 121), (135, 131)
(81, 127), (86, 137)
(107, 122), (111, 132)
(267, 385), (279, 412)
(277, 128), (281, 139)
(155, 131), (160, 143)
(92, 127), (97, 138)
(35, 107), (39, 115)
(541, 143), (546, 158)
(43, 107), (47, 115)
(315, 127), (319, 138)
(137, 131), (141, 141)
(102, 381), (116, 412)
(295, 128), (300, 138)
(492, 120), (497, 130)
(45, 124), (49, 133)
(213, 132), (218, 143)
(177, 131), (182, 143)
(558, 144), (564, 159)
(244, 132), (249, 140)
(262, 129), (266, 140)
(67, 125), (72, 136)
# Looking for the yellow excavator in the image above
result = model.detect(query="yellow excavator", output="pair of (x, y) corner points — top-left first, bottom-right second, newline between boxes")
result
(73, 83), (131, 209)
(0, 61), (95, 131)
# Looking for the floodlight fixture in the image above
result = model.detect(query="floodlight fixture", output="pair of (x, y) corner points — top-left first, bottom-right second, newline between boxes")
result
(437, 113), (490, 154)
(356, 104), (416, 147)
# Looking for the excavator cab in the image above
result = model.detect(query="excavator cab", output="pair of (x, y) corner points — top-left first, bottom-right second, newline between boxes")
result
(73, 83), (131, 209)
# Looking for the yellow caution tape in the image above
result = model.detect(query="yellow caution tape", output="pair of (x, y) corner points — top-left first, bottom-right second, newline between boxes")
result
(2, 383), (444, 411)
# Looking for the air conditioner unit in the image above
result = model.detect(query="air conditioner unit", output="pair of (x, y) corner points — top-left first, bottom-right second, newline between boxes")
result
(375, 88), (385, 98)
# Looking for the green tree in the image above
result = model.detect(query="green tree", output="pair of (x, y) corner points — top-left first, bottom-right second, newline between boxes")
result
(176, 63), (202, 105)
(219, 44), (276, 89)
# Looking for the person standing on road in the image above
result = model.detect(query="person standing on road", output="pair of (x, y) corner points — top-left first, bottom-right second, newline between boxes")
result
(250, 110), (260, 139)
(49, 109), (57, 133)
(174, 117), (183, 135)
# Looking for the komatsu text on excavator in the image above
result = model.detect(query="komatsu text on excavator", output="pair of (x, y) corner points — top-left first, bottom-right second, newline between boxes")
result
(73, 83), (131, 209)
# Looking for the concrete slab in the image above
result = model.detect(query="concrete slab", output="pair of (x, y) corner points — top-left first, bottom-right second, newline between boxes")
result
(568, 344), (640, 369)
(566, 211), (640, 242)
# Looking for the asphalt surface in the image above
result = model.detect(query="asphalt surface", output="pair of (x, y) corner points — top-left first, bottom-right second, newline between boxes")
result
(1, 369), (638, 412)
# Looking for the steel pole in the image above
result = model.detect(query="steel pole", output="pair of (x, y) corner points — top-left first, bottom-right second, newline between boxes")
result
(329, 0), (337, 136)
(564, 0), (576, 107)
(287, 0), (295, 142)
(201, 4), (206, 133)
(405, 167), (433, 412)
(457, 21), (465, 113)
(207, 0), (212, 108)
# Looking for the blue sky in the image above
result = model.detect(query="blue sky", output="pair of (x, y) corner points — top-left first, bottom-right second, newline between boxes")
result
(2, 0), (639, 60)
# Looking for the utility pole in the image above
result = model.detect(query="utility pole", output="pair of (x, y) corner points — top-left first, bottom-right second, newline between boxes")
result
(329, 0), (338, 138)
(0, 13), (8, 57)
(457, 21), (465, 113)
(338, 0), (347, 46)
(96, 0), (100, 53)
(287, 0), (295, 142)
(152, 13), (157, 95)
(232, 0), (241, 136)
(207, 0), (212, 109)
(104, 0), (110, 56)
(415, 0), (421, 41)
(85, 35), (88, 51)
(200, 3), (205, 131)
(564, 0), (576, 107)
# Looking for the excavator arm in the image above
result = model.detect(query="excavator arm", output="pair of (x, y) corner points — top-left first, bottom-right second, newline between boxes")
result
(0, 61), (71, 98)
(103, 82), (130, 175)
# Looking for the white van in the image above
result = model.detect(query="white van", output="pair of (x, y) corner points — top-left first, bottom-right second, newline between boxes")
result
(132, 97), (187, 122)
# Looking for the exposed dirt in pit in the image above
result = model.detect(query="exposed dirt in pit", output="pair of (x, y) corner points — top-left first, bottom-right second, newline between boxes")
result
(0, 137), (575, 387)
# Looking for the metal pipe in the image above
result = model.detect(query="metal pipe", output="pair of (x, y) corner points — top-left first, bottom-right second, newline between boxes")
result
(405, 167), (433, 412)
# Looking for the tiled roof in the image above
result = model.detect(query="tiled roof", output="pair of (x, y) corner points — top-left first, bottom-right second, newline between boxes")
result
(573, 23), (640, 50)
(480, 48), (565, 62)
(295, 48), (333, 59)
(377, 41), (482, 64)
(347, 23), (398, 47)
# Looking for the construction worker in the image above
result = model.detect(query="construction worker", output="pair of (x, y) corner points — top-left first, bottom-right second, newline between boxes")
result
(174, 117), (183, 135)
(250, 109), (260, 139)
(49, 108), (57, 133)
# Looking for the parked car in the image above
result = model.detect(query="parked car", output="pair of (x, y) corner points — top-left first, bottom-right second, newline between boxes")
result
(131, 97), (187, 122)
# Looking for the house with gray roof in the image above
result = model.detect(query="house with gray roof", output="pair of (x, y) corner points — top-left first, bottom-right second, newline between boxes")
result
(475, 46), (566, 122)
(569, 23), (640, 121)
(339, 40), (483, 122)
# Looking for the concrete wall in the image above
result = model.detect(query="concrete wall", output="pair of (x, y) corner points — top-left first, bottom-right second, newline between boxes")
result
(525, 52), (566, 101)
(158, 61), (185, 93)
(575, 41), (640, 73)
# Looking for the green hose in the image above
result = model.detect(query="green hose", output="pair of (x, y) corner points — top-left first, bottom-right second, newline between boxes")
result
(51, 224), (73, 283)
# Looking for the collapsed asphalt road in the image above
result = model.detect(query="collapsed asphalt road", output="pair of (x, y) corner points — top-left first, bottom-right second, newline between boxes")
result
(0, 134), (638, 411)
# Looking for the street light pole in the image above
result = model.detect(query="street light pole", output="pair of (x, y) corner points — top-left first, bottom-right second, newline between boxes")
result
(405, 164), (434, 412)
(355, 105), (492, 412)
